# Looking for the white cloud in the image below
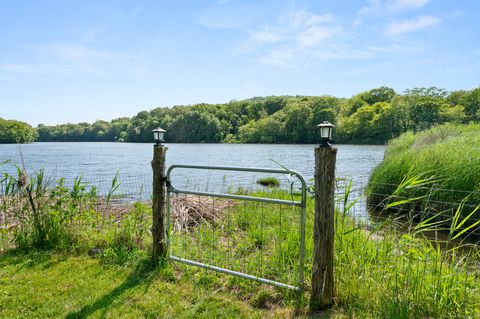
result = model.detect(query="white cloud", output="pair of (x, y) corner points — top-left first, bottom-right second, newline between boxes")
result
(358, 0), (383, 16)
(358, 0), (432, 17)
(291, 11), (333, 27)
(0, 64), (35, 73)
(0, 62), (103, 75)
(385, 15), (440, 35)
(394, 0), (431, 9)
(37, 43), (121, 61)
(0, 44), (132, 76)
(258, 49), (296, 67)
(235, 10), (343, 67)
(249, 30), (282, 45)
(297, 26), (338, 48)
(202, 6), (432, 68)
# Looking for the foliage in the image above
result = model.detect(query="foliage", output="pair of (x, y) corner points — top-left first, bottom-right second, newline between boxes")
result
(31, 86), (480, 145)
(0, 118), (37, 144)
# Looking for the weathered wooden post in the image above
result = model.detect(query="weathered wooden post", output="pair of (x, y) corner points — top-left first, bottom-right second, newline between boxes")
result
(311, 121), (337, 311)
(151, 127), (168, 265)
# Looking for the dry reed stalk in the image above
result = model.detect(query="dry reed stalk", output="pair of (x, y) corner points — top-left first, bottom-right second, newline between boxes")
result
(0, 194), (235, 231)
(172, 195), (235, 232)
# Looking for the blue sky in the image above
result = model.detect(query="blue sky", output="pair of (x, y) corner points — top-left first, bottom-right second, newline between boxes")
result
(1, 0), (479, 126)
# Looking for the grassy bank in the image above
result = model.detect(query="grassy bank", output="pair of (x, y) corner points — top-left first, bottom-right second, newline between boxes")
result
(367, 123), (480, 237)
(0, 252), (284, 318)
(1, 170), (480, 318)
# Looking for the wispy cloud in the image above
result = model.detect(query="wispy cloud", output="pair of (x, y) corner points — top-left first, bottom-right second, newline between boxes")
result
(35, 43), (123, 61)
(233, 10), (344, 67)
(385, 15), (440, 35)
(395, 0), (431, 9)
(1, 43), (129, 76)
(359, 0), (432, 16)
(0, 64), (35, 73)
(0, 62), (104, 76)
(199, 4), (439, 68)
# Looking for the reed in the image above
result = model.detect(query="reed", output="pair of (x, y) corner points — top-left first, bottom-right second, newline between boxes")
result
(367, 123), (480, 237)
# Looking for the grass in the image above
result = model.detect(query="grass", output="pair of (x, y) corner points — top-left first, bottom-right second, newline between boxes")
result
(0, 252), (286, 319)
(1, 168), (480, 318)
(367, 123), (480, 236)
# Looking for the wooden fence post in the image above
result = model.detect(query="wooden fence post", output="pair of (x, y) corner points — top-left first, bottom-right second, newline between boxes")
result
(152, 145), (167, 265)
(311, 145), (337, 311)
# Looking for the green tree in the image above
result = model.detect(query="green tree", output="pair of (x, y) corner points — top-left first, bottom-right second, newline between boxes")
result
(461, 87), (480, 121)
(360, 87), (396, 105)
(0, 118), (37, 143)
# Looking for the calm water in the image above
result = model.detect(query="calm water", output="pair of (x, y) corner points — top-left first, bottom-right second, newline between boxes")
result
(0, 143), (385, 199)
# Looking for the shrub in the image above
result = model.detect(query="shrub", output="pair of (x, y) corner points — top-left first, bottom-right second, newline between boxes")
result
(256, 177), (280, 188)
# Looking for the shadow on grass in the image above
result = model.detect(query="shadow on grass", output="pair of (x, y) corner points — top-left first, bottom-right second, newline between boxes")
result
(308, 309), (335, 318)
(65, 258), (157, 319)
(0, 249), (64, 272)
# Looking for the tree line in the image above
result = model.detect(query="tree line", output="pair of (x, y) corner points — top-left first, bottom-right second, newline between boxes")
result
(4, 86), (480, 144)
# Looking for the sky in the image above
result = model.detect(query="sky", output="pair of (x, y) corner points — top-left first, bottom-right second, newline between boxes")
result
(1, 0), (479, 126)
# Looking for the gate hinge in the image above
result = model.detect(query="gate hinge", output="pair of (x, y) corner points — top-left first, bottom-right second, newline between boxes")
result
(160, 176), (171, 187)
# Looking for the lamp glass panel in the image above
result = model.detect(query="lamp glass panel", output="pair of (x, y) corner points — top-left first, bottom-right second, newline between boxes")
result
(320, 126), (330, 138)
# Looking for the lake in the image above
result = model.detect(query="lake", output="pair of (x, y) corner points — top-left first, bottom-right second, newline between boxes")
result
(1, 143), (385, 203)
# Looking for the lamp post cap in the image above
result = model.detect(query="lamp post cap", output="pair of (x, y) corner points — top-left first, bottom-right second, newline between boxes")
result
(317, 121), (335, 128)
(152, 127), (166, 133)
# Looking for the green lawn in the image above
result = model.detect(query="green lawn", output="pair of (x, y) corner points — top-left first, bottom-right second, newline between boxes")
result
(0, 251), (302, 319)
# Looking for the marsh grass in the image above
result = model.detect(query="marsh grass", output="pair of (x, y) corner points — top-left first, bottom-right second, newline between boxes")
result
(334, 187), (480, 317)
(1, 167), (480, 317)
(368, 123), (480, 238)
(0, 167), (150, 262)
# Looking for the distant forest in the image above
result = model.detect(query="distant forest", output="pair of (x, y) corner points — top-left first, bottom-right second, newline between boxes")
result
(4, 86), (480, 144)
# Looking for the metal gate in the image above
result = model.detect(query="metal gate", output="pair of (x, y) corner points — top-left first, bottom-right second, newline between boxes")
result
(166, 165), (307, 292)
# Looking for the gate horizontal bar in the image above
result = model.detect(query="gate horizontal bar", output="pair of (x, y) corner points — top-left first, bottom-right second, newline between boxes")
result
(166, 164), (307, 294)
(170, 188), (302, 207)
(167, 164), (306, 180)
(170, 255), (300, 291)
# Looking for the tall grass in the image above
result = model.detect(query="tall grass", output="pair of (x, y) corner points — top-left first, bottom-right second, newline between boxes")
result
(367, 123), (480, 237)
(0, 168), (150, 261)
(334, 181), (480, 318)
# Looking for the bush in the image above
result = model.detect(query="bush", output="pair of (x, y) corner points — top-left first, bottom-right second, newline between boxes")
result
(256, 177), (280, 188)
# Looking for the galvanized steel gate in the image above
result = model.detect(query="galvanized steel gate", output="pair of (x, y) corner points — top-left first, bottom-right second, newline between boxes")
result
(166, 165), (307, 292)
